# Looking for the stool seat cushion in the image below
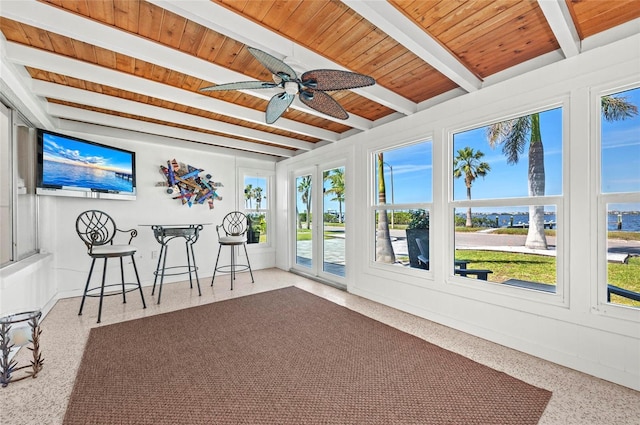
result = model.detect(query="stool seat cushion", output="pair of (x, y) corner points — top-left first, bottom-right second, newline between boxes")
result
(91, 244), (137, 256)
(219, 235), (246, 244)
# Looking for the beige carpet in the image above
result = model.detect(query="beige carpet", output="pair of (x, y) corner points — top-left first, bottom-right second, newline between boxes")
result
(63, 286), (551, 424)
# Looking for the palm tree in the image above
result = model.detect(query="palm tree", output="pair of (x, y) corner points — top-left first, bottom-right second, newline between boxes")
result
(297, 176), (312, 230)
(453, 147), (491, 227)
(254, 186), (263, 210)
(244, 184), (253, 209)
(324, 168), (345, 223)
(376, 153), (396, 263)
(487, 95), (637, 249)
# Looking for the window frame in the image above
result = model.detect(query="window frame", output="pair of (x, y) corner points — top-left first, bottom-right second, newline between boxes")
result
(447, 100), (568, 305)
(593, 81), (640, 321)
(239, 168), (274, 249)
(0, 102), (38, 268)
(368, 138), (434, 280)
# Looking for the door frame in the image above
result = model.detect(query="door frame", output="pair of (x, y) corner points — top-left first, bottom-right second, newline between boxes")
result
(289, 160), (348, 288)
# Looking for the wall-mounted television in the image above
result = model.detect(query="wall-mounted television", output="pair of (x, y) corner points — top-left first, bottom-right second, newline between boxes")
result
(36, 129), (136, 200)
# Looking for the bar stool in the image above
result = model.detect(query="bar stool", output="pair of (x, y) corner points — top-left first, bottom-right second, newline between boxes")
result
(76, 210), (146, 323)
(211, 212), (254, 290)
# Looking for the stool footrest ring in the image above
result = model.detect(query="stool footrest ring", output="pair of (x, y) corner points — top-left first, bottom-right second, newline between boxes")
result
(153, 265), (198, 277)
(215, 264), (251, 273)
(84, 283), (142, 297)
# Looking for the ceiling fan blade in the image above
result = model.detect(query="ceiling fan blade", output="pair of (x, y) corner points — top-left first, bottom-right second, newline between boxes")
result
(265, 92), (295, 124)
(300, 70), (375, 91)
(299, 90), (349, 120)
(200, 81), (277, 92)
(248, 47), (297, 81)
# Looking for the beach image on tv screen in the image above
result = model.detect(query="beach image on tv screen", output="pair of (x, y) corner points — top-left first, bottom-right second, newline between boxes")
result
(42, 133), (134, 192)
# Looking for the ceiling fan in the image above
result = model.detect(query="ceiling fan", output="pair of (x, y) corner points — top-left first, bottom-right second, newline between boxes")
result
(200, 47), (375, 124)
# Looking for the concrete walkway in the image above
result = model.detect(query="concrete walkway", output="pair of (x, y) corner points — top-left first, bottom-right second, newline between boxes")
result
(299, 229), (639, 265)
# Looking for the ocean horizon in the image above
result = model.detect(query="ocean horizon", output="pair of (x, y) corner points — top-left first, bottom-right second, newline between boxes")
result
(460, 212), (640, 232)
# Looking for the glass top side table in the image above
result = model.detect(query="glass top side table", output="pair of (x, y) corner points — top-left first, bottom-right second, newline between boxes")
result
(0, 310), (44, 387)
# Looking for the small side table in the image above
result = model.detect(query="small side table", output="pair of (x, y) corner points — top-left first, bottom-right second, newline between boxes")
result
(0, 310), (44, 387)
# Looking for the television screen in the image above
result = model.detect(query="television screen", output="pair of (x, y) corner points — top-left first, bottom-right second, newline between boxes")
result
(36, 129), (136, 200)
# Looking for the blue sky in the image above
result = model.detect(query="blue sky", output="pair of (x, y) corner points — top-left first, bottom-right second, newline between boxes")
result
(43, 132), (132, 173)
(380, 141), (432, 204)
(452, 107), (563, 201)
(601, 87), (640, 196)
(244, 175), (268, 209)
(313, 87), (640, 213)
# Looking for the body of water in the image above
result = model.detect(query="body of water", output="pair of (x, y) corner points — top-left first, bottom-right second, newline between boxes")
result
(466, 212), (640, 232)
(43, 160), (133, 192)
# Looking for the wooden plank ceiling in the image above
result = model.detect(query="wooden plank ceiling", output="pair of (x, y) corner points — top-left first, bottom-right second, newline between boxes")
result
(0, 0), (638, 159)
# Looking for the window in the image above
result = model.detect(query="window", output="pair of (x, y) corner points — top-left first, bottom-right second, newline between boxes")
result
(1, 103), (11, 265)
(451, 106), (563, 293)
(599, 86), (640, 309)
(372, 141), (432, 270)
(243, 173), (271, 245)
(0, 102), (37, 267)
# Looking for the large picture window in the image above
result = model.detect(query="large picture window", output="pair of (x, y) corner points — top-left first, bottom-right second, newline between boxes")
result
(599, 86), (640, 309)
(451, 107), (563, 293)
(372, 141), (432, 270)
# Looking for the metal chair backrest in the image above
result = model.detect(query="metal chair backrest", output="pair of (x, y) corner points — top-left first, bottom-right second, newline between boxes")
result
(219, 211), (248, 237)
(76, 210), (124, 250)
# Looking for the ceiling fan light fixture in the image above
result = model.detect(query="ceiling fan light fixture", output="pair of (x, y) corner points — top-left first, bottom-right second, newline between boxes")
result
(284, 81), (299, 95)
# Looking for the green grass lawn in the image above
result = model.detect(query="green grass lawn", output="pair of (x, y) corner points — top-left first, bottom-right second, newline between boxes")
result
(457, 250), (640, 308)
(457, 226), (640, 241)
(297, 224), (639, 308)
(456, 250), (557, 284)
(296, 226), (345, 241)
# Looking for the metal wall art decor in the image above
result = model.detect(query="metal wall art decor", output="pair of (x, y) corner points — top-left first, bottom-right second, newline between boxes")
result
(158, 159), (222, 209)
(0, 310), (44, 387)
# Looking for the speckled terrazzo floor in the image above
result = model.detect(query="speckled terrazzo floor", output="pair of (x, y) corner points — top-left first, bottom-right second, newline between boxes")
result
(2, 268), (638, 425)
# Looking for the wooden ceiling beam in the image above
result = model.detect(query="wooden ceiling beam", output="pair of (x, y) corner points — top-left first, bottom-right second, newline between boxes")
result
(57, 119), (286, 161)
(3, 41), (334, 144)
(0, 0), (360, 136)
(0, 38), (54, 129)
(152, 0), (417, 116)
(32, 79), (311, 152)
(537, 0), (580, 58)
(343, 0), (482, 93)
(48, 104), (295, 158)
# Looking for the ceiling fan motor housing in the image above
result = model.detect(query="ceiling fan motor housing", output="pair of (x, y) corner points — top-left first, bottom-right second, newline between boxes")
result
(284, 81), (299, 95)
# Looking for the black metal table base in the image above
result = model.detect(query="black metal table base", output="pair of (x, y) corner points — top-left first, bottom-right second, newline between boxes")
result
(151, 225), (203, 304)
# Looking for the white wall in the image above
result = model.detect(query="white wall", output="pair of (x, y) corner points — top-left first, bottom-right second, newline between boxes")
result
(1, 130), (277, 317)
(3, 30), (638, 392)
(277, 34), (640, 390)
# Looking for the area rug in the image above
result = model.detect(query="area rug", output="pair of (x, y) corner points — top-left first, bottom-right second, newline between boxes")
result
(63, 287), (551, 424)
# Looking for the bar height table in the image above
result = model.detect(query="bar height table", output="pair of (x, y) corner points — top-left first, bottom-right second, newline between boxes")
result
(142, 224), (209, 304)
